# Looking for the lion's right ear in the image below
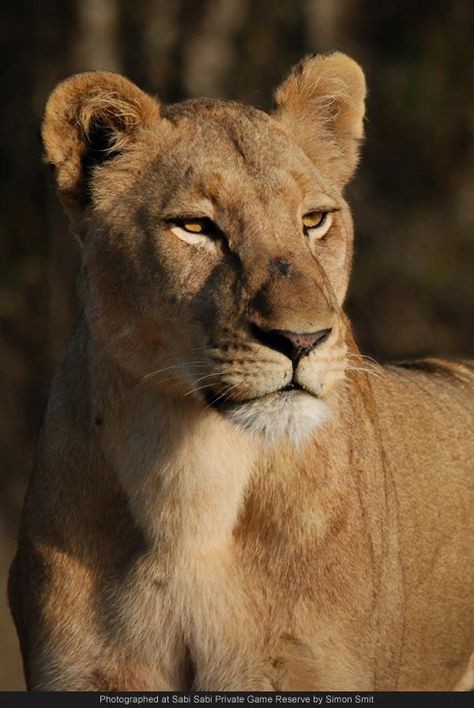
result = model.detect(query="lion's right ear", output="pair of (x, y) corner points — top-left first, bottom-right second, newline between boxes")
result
(274, 53), (366, 187)
(42, 71), (160, 216)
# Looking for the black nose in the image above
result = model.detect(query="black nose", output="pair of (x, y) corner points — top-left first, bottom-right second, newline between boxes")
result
(249, 323), (332, 363)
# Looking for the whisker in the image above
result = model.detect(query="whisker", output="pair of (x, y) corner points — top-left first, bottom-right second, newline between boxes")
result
(183, 382), (220, 397)
(189, 372), (222, 386)
(344, 365), (384, 381)
(89, 337), (211, 373)
(318, 365), (384, 382)
(347, 352), (383, 369)
(183, 374), (224, 398)
(117, 375), (185, 403)
(116, 362), (211, 403)
(139, 361), (209, 383)
(203, 383), (240, 412)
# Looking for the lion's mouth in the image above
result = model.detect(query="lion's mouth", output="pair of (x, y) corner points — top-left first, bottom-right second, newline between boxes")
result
(280, 382), (301, 393)
(204, 381), (308, 411)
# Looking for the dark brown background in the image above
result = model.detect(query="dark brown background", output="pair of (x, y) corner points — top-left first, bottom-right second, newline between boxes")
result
(1, 0), (473, 690)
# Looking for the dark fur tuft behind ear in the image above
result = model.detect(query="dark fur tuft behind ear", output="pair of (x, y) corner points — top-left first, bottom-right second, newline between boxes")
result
(274, 53), (367, 186)
(42, 71), (160, 215)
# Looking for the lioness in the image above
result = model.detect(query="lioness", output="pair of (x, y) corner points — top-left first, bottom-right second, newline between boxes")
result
(8, 53), (474, 691)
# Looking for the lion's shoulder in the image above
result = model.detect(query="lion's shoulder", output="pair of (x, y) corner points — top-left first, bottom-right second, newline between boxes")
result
(393, 357), (474, 386)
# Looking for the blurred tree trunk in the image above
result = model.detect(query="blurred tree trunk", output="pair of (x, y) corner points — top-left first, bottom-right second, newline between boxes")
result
(47, 0), (122, 363)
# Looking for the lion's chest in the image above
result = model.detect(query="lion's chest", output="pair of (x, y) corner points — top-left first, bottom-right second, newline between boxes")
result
(112, 529), (381, 691)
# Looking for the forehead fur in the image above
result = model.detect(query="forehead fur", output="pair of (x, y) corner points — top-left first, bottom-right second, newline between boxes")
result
(89, 97), (332, 224)
(155, 101), (338, 216)
(161, 98), (305, 173)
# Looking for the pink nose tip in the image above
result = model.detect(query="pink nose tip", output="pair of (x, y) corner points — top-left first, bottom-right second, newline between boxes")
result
(249, 323), (332, 363)
(282, 330), (331, 351)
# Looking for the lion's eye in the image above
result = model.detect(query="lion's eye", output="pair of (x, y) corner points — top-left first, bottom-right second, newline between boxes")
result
(302, 211), (333, 239)
(181, 220), (205, 233)
(169, 217), (220, 245)
(302, 212), (324, 229)
(178, 218), (216, 235)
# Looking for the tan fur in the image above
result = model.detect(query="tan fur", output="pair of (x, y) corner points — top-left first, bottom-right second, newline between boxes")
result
(9, 54), (473, 691)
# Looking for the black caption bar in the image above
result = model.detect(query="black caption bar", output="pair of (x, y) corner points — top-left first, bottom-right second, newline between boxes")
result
(0, 693), (472, 708)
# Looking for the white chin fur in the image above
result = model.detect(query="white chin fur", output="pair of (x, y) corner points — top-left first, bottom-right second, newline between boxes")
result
(226, 391), (329, 446)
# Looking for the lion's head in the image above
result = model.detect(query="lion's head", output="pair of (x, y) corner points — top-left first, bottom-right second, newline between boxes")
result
(43, 53), (366, 443)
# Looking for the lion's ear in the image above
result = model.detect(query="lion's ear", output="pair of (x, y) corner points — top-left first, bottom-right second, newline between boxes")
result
(42, 71), (160, 216)
(274, 53), (367, 187)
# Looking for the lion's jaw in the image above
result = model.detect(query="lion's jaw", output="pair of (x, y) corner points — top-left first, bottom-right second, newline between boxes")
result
(224, 391), (330, 445)
(195, 334), (348, 444)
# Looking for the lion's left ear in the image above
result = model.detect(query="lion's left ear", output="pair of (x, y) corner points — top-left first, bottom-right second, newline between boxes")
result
(274, 53), (367, 187)
(42, 71), (161, 219)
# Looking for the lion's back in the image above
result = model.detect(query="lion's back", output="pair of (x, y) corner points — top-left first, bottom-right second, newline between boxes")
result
(372, 358), (473, 689)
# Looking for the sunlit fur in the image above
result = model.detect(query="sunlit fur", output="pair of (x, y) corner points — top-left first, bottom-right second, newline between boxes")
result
(8, 54), (474, 693)
(227, 391), (330, 445)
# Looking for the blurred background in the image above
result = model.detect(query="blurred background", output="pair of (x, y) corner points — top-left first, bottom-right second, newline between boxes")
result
(0, 0), (473, 690)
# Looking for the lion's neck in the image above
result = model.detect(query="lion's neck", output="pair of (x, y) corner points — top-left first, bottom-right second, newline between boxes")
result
(100, 371), (260, 556)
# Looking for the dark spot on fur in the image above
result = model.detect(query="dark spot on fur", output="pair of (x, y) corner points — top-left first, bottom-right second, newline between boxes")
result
(269, 256), (292, 278)
(95, 416), (103, 426)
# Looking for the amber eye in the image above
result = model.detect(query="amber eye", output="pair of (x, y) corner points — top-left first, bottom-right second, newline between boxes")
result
(302, 211), (325, 229)
(183, 222), (203, 233)
(179, 218), (210, 234)
(169, 216), (221, 245)
(302, 211), (333, 239)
